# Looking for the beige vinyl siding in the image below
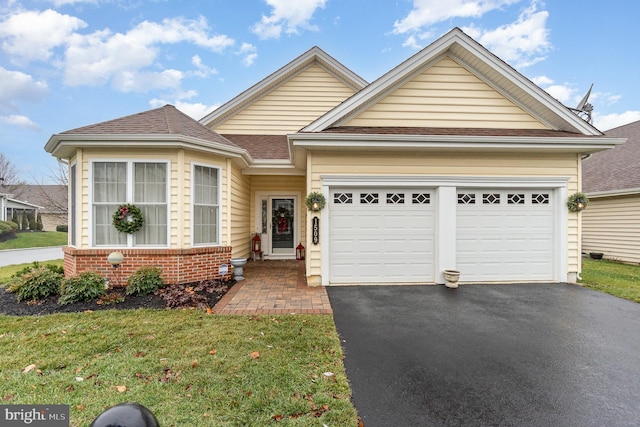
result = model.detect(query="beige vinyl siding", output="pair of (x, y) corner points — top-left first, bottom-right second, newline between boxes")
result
(307, 151), (580, 278)
(229, 161), (251, 258)
(345, 57), (548, 129)
(582, 194), (640, 264)
(213, 64), (357, 135)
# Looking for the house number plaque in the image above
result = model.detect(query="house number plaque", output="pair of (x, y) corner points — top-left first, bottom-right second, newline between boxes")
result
(312, 216), (320, 245)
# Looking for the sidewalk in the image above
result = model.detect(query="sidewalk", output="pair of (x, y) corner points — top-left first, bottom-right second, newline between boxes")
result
(0, 246), (64, 267)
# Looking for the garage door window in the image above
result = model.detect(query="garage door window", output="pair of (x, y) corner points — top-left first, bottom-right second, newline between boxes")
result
(387, 193), (405, 204)
(412, 193), (431, 204)
(508, 194), (525, 204)
(458, 193), (476, 204)
(361, 193), (379, 204)
(533, 194), (550, 204)
(334, 193), (353, 204)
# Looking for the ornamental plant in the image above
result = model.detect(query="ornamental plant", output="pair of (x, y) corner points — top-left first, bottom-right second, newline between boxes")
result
(58, 272), (106, 305)
(8, 266), (63, 302)
(126, 266), (164, 296)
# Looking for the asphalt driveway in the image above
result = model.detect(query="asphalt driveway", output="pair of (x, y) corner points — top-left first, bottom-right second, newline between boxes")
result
(327, 284), (640, 427)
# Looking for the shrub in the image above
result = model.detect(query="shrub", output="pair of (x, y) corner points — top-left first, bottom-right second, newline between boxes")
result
(56, 224), (68, 232)
(126, 266), (164, 296)
(11, 262), (64, 279)
(58, 272), (106, 305)
(9, 267), (63, 302)
(0, 220), (17, 241)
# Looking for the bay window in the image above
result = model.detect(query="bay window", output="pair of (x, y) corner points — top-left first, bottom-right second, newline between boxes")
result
(92, 161), (168, 247)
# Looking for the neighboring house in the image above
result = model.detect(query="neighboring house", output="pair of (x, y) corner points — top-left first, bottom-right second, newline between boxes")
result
(582, 120), (639, 263)
(44, 28), (622, 285)
(0, 190), (43, 227)
(4, 185), (68, 232)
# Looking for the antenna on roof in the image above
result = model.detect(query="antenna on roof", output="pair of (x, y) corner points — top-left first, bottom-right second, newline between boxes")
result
(570, 83), (594, 124)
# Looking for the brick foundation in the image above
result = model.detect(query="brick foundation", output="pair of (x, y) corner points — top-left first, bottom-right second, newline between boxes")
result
(62, 246), (233, 285)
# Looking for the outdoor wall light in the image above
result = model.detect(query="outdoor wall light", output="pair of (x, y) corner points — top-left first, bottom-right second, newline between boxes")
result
(107, 251), (124, 268)
(305, 192), (326, 212)
(567, 192), (589, 212)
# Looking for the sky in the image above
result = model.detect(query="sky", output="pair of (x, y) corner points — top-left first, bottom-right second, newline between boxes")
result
(1, 0), (639, 183)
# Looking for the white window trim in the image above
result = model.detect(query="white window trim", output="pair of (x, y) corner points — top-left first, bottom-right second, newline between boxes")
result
(69, 161), (77, 247)
(191, 162), (222, 247)
(321, 175), (569, 286)
(89, 159), (170, 248)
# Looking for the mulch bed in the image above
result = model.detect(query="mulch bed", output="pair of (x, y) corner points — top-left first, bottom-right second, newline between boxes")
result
(0, 280), (235, 316)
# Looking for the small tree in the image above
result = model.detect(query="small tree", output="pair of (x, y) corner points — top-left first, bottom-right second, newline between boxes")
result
(21, 212), (28, 230)
(11, 210), (18, 225)
(35, 212), (43, 231)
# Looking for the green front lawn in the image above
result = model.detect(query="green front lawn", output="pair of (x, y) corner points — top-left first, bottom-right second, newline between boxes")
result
(0, 310), (358, 427)
(580, 258), (640, 303)
(0, 231), (67, 250)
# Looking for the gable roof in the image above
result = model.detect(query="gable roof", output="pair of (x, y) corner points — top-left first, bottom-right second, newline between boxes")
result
(5, 185), (67, 213)
(302, 28), (601, 136)
(200, 46), (368, 129)
(45, 105), (249, 164)
(583, 120), (639, 195)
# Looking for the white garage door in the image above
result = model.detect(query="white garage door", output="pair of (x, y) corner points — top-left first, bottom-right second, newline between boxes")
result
(456, 190), (555, 282)
(329, 189), (435, 284)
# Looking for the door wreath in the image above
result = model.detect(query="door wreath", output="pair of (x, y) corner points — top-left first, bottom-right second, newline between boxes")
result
(113, 204), (144, 234)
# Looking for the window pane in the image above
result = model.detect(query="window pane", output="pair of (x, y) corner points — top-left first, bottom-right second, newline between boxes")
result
(194, 205), (218, 245)
(134, 163), (166, 203)
(94, 204), (126, 246)
(94, 162), (126, 203)
(193, 166), (219, 245)
(134, 204), (167, 246)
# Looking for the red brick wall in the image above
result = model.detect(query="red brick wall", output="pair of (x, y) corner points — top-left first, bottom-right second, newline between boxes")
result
(62, 246), (233, 285)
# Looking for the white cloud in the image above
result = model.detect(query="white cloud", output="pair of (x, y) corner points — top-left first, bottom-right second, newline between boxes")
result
(593, 111), (640, 132)
(393, 0), (519, 35)
(252, 0), (327, 40)
(63, 16), (235, 92)
(462, 1), (550, 68)
(544, 84), (576, 105)
(0, 9), (87, 63)
(237, 43), (258, 66)
(531, 75), (553, 86)
(149, 98), (220, 120)
(0, 67), (48, 105)
(191, 55), (218, 78)
(0, 114), (40, 130)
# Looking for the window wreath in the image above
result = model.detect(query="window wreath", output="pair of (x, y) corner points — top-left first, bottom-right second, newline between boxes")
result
(567, 192), (589, 212)
(113, 204), (144, 234)
(305, 192), (326, 211)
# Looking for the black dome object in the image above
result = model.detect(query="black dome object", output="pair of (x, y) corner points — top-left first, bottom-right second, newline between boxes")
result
(90, 403), (159, 427)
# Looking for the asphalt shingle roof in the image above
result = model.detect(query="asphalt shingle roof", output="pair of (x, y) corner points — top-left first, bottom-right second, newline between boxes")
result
(222, 135), (290, 160)
(61, 105), (237, 148)
(583, 120), (640, 193)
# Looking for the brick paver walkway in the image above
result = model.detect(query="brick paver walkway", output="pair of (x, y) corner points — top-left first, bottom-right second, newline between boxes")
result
(212, 260), (332, 315)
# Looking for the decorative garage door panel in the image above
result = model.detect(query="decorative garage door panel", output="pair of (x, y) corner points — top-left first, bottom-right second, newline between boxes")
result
(456, 190), (554, 282)
(329, 190), (435, 284)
